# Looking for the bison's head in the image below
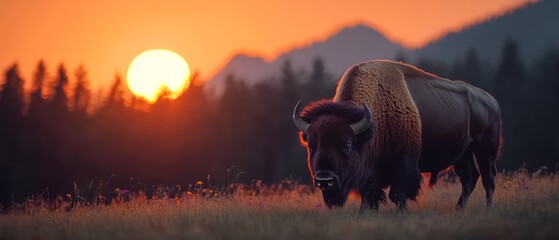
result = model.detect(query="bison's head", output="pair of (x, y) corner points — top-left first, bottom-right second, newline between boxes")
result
(293, 100), (374, 208)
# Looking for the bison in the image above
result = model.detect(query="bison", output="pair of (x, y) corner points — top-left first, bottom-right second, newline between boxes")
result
(293, 60), (501, 211)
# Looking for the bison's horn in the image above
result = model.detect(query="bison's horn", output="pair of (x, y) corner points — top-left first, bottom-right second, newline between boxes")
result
(351, 104), (372, 135)
(293, 100), (311, 134)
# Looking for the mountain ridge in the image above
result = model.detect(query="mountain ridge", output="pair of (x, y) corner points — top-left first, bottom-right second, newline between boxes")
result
(413, 0), (559, 64)
(206, 0), (558, 95)
(205, 24), (407, 96)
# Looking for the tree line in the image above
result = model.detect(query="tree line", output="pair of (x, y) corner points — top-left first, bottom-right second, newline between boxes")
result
(1, 39), (558, 207)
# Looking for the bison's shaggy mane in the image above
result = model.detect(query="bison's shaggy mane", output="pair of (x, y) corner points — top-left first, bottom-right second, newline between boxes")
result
(300, 100), (365, 124)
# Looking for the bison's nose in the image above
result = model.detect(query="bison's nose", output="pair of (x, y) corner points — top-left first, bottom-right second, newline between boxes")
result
(314, 171), (339, 190)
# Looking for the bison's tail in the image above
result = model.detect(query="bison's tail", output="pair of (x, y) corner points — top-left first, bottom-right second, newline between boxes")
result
(496, 120), (504, 159)
(428, 171), (438, 187)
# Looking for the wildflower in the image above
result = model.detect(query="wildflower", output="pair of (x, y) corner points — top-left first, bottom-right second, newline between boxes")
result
(185, 191), (194, 199)
(504, 180), (513, 189)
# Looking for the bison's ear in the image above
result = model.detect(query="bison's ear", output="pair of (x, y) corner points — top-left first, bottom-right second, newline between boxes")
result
(299, 132), (308, 145)
(356, 126), (374, 145)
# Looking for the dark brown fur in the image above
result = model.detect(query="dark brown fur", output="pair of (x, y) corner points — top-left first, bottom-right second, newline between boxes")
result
(296, 60), (502, 210)
(300, 100), (420, 210)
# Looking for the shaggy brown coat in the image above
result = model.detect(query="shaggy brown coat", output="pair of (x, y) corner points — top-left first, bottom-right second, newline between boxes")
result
(334, 60), (428, 165)
(298, 59), (501, 210)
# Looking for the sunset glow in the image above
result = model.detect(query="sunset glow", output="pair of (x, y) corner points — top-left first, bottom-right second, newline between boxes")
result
(0, 0), (533, 89)
(126, 49), (190, 103)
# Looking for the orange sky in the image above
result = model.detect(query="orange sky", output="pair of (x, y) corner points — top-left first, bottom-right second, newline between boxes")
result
(0, 0), (533, 90)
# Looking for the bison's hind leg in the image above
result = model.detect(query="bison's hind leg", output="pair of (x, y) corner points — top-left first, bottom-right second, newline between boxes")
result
(389, 155), (422, 210)
(474, 142), (498, 207)
(472, 121), (500, 208)
(453, 145), (480, 209)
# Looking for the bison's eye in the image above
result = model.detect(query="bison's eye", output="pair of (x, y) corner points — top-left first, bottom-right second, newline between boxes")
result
(342, 140), (352, 155)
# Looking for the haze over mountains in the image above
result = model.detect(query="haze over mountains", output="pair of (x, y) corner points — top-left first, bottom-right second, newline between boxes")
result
(413, 0), (559, 64)
(205, 25), (406, 95)
(206, 0), (559, 95)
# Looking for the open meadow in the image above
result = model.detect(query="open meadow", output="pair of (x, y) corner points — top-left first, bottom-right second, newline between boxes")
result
(1, 170), (559, 240)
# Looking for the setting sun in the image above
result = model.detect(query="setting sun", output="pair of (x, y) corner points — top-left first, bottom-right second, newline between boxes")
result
(126, 49), (190, 103)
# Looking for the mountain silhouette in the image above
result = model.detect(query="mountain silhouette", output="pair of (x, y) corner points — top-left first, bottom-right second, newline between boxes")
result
(413, 0), (559, 64)
(205, 24), (406, 96)
(206, 0), (558, 95)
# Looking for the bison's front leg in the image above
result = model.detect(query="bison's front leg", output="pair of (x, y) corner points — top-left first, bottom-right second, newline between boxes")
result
(321, 188), (348, 209)
(389, 155), (421, 211)
(359, 187), (386, 213)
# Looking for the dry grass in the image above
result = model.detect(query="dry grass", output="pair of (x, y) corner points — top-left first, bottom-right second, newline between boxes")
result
(1, 170), (559, 240)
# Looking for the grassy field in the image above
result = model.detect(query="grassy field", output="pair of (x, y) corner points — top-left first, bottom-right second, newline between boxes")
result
(1, 170), (559, 240)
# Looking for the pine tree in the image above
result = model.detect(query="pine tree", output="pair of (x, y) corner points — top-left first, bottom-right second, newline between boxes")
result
(494, 39), (528, 169)
(531, 47), (559, 169)
(495, 39), (525, 100)
(0, 64), (24, 117)
(0, 64), (25, 208)
(28, 60), (48, 118)
(107, 73), (124, 107)
(73, 65), (91, 114)
(26, 61), (49, 196)
(306, 57), (333, 101)
(452, 48), (483, 88)
(462, 49), (483, 88)
(51, 64), (70, 112)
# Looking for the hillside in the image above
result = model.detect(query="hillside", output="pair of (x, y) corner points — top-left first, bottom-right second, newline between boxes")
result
(205, 25), (407, 95)
(206, 0), (558, 95)
(412, 0), (559, 64)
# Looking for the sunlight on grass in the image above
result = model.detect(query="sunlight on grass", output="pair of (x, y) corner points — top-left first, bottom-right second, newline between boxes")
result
(1, 170), (558, 240)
